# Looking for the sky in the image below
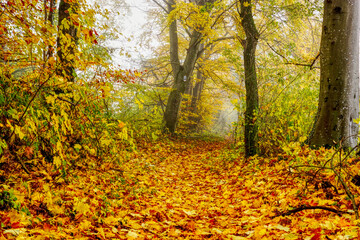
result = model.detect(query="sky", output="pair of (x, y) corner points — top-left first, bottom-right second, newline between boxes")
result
(106, 0), (159, 69)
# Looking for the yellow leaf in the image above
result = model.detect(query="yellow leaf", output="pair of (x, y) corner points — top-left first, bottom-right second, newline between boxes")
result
(6, 119), (13, 129)
(126, 231), (139, 239)
(145, 221), (163, 231)
(73, 199), (90, 215)
(282, 233), (298, 239)
(168, 227), (182, 237)
(274, 224), (290, 232)
(48, 204), (64, 215)
(321, 220), (335, 230)
(229, 236), (248, 240)
(254, 227), (267, 238)
(129, 220), (142, 230)
(56, 141), (63, 153)
(74, 144), (82, 151)
(53, 156), (62, 168)
(89, 148), (96, 155)
(223, 190), (231, 199)
(258, 228), (266, 236)
(46, 95), (56, 104)
(183, 209), (197, 217)
(79, 220), (92, 230)
(243, 1), (250, 7)
(212, 228), (223, 234)
(104, 216), (119, 226)
(97, 227), (105, 239)
(15, 126), (25, 140)
(100, 138), (112, 146)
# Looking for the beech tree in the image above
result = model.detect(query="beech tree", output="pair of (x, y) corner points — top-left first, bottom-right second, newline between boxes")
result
(161, 0), (216, 133)
(308, 0), (359, 148)
(238, 0), (259, 157)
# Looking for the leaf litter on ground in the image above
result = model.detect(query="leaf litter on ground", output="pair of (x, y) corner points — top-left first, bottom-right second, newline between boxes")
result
(1, 138), (360, 239)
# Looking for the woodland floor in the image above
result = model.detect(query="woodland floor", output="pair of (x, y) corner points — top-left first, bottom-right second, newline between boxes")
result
(1, 138), (360, 239)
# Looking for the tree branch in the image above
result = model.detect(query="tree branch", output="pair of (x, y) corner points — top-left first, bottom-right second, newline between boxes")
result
(266, 42), (320, 69)
(152, 0), (169, 13)
(199, 36), (235, 57)
(309, 52), (320, 70)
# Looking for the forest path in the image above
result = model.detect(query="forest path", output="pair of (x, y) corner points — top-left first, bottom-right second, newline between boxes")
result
(1, 138), (353, 239)
(122, 138), (292, 239)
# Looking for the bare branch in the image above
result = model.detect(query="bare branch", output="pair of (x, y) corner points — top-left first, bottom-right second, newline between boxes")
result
(198, 36), (235, 57)
(309, 52), (320, 70)
(211, 0), (238, 29)
(152, 0), (169, 13)
(266, 42), (320, 69)
(266, 42), (288, 62)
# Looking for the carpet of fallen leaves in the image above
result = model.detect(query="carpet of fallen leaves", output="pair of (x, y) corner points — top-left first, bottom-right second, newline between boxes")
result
(1, 138), (360, 239)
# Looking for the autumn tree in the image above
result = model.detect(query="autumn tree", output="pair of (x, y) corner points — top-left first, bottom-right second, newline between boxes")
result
(237, 0), (259, 157)
(161, 0), (216, 134)
(221, 0), (322, 155)
(140, 2), (232, 135)
(308, 0), (359, 149)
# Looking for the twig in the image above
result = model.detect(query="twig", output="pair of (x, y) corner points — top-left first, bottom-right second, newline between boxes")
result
(266, 42), (320, 69)
(15, 155), (30, 174)
(152, 0), (169, 13)
(330, 146), (359, 219)
(273, 205), (349, 218)
(309, 52), (320, 69)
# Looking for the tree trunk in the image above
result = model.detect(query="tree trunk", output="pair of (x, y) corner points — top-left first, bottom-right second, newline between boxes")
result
(308, 0), (359, 149)
(44, 0), (56, 62)
(190, 69), (204, 113)
(163, 0), (208, 133)
(240, 0), (260, 157)
(47, 0), (56, 59)
(57, 0), (79, 82)
(188, 68), (205, 131)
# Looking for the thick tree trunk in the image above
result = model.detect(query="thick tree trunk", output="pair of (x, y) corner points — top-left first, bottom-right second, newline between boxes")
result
(240, 0), (260, 157)
(308, 0), (359, 148)
(57, 0), (79, 82)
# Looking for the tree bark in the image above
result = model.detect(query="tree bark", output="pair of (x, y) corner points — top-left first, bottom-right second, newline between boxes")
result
(240, 0), (260, 157)
(163, 0), (212, 133)
(190, 69), (204, 113)
(44, 0), (56, 61)
(308, 0), (359, 149)
(57, 0), (79, 82)
(188, 68), (205, 131)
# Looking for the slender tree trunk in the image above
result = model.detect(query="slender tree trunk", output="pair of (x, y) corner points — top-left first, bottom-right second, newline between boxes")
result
(240, 0), (260, 157)
(43, 0), (56, 62)
(46, 0), (56, 60)
(308, 0), (359, 148)
(57, 0), (79, 82)
(188, 68), (205, 131)
(190, 69), (204, 113)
